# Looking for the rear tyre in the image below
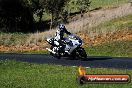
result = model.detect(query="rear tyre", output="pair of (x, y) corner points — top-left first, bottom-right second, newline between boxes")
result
(49, 46), (54, 56)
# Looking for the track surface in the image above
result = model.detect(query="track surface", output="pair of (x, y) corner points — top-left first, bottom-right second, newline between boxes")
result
(0, 53), (132, 69)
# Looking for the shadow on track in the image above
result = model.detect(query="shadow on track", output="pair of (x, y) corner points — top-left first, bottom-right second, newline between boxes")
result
(62, 56), (112, 61)
(86, 56), (112, 61)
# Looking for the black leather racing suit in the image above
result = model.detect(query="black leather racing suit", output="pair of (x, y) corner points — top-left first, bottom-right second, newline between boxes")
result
(54, 28), (71, 52)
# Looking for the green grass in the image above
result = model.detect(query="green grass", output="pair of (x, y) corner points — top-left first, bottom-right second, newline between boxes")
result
(0, 60), (132, 88)
(65, 0), (128, 13)
(84, 15), (132, 57)
(86, 14), (132, 34)
(86, 40), (132, 57)
(90, 0), (128, 10)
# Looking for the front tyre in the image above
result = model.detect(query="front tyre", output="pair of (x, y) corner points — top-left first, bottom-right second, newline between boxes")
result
(76, 47), (87, 61)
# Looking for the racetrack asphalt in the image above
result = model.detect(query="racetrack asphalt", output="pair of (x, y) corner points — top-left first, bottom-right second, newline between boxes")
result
(0, 53), (132, 69)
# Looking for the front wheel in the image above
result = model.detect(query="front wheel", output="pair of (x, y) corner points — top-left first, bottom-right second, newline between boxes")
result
(76, 47), (87, 60)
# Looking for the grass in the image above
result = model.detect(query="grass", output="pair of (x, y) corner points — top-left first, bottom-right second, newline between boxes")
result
(0, 32), (30, 46)
(84, 14), (132, 38)
(90, 0), (128, 10)
(0, 60), (132, 88)
(64, 0), (128, 13)
(86, 40), (132, 57)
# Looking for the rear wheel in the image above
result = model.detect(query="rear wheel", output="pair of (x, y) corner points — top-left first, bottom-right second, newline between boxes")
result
(49, 46), (54, 56)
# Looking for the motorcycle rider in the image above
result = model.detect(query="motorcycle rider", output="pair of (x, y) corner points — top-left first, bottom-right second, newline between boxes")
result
(54, 24), (71, 53)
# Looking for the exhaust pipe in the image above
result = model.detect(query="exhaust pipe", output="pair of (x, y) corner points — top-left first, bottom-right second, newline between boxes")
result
(46, 48), (56, 54)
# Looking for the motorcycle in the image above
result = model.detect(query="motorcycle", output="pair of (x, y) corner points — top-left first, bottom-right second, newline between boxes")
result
(46, 34), (87, 60)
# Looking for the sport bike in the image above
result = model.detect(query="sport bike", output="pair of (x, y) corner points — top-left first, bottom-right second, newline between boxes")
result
(46, 34), (87, 60)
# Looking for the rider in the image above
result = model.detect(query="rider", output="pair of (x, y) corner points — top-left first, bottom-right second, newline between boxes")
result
(54, 24), (71, 52)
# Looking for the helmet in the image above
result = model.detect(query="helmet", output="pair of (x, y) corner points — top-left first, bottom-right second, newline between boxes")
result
(59, 24), (65, 29)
